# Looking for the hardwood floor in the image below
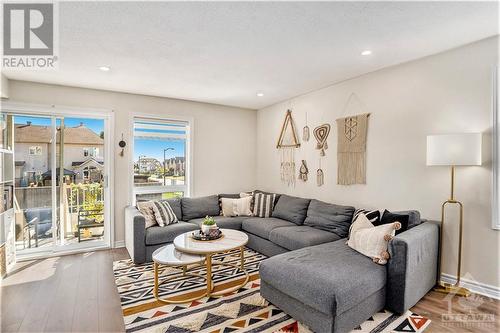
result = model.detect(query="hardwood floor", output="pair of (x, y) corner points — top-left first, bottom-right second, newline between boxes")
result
(1, 248), (498, 333)
(1, 248), (128, 333)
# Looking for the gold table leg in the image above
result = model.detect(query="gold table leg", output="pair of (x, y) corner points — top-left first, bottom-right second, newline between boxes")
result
(206, 253), (212, 297)
(154, 262), (159, 299)
(153, 262), (208, 304)
(240, 246), (245, 269)
(208, 249), (249, 298)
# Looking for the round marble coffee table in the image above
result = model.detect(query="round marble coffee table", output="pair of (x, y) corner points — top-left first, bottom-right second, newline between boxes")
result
(173, 229), (249, 297)
(152, 244), (205, 303)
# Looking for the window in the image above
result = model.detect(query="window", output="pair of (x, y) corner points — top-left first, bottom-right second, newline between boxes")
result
(83, 147), (98, 157)
(133, 118), (190, 203)
(28, 146), (42, 155)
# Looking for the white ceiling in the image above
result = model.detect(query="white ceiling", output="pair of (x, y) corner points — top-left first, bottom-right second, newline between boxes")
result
(3, 1), (498, 110)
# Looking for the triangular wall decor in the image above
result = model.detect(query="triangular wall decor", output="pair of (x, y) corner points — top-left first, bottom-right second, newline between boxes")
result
(276, 110), (300, 148)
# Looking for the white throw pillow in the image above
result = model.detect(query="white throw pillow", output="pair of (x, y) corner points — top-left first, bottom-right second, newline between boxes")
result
(347, 213), (400, 265)
(221, 197), (253, 217)
(136, 201), (158, 228)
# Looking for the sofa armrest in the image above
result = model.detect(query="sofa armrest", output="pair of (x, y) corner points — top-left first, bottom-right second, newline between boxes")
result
(386, 221), (439, 313)
(125, 206), (147, 264)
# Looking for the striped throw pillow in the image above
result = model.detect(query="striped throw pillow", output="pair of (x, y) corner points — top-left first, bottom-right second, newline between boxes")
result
(152, 201), (179, 226)
(253, 192), (276, 218)
(349, 209), (381, 239)
(352, 209), (381, 224)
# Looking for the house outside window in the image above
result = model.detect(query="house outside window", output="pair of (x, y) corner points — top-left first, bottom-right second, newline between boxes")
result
(83, 147), (99, 157)
(133, 117), (190, 203)
(28, 146), (42, 155)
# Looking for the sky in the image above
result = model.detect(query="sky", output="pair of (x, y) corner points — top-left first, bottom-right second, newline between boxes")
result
(134, 138), (185, 161)
(14, 115), (104, 135)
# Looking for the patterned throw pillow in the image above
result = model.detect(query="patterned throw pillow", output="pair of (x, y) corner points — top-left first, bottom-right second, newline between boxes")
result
(136, 201), (158, 228)
(347, 213), (401, 265)
(352, 209), (381, 224)
(349, 209), (381, 239)
(152, 201), (179, 226)
(253, 192), (276, 218)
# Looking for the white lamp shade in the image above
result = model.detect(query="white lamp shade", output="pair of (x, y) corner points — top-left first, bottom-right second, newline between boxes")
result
(426, 133), (482, 166)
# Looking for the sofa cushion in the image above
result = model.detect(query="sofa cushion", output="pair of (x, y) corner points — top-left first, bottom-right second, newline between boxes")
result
(304, 199), (355, 237)
(161, 198), (182, 221)
(188, 216), (248, 230)
(242, 217), (295, 240)
(272, 195), (311, 225)
(181, 195), (220, 221)
(259, 240), (386, 315)
(269, 225), (340, 251)
(145, 222), (198, 245)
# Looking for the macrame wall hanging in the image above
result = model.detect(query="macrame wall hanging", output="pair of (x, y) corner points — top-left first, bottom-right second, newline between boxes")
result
(336, 113), (370, 185)
(277, 109), (300, 187)
(298, 160), (308, 181)
(313, 124), (331, 156)
(302, 112), (310, 142)
(317, 158), (324, 186)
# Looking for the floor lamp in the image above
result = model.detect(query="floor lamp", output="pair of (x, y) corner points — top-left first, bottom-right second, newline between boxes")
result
(426, 133), (482, 297)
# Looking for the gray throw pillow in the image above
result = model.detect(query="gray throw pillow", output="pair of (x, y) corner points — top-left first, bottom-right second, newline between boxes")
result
(181, 195), (220, 221)
(272, 194), (311, 225)
(304, 199), (355, 238)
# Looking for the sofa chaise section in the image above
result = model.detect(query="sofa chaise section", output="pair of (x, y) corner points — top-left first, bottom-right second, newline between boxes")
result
(260, 221), (439, 333)
(260, 240), (387, 333)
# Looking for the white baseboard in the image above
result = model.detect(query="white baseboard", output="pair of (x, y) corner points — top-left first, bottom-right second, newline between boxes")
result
(114, 240), (125, 248)
(441, 273), (500, 300)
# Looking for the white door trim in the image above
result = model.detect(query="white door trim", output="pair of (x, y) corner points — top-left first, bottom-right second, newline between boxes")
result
(1, 101), (115, 255)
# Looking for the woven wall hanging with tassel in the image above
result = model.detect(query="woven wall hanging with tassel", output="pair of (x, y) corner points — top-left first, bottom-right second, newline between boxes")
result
(303, 112), (310, 142)
(336, 113), (369, 185)
(317, 158), (324, 186)
(277, 110), (300, 187)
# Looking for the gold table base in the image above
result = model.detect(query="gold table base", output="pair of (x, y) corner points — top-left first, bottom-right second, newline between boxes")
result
(154, 246), (248, 304)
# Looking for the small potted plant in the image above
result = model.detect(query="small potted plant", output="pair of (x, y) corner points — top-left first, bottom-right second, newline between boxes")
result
(201, 216), (218, 236)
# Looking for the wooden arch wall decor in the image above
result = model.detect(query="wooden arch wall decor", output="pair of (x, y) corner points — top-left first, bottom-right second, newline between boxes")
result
(276, 110), (301, 148)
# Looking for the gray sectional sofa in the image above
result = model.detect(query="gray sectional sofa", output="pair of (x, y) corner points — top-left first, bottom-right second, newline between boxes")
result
(124, 193), (439, 333)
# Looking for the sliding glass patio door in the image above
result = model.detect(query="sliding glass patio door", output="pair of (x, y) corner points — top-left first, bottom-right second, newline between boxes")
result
(3, 108), (112, 259)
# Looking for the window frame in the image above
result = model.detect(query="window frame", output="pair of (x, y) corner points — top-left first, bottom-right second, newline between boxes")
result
(129, 114), (193, 205)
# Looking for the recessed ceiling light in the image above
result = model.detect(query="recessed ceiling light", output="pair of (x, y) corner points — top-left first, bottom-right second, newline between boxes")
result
(99, 66), (111, 72)
(256, 92), (264, 97)
(361, 50), (372, 56)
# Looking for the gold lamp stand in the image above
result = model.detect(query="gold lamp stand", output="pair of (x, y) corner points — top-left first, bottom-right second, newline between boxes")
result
(434, 166), (470, 297)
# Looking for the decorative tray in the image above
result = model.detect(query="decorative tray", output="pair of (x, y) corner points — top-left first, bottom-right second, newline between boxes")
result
(191, 230), (223, 241)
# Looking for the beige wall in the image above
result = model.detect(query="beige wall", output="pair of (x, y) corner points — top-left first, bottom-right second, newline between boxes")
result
(5, 81), (257, 245)
(256, 37), (500, 288)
